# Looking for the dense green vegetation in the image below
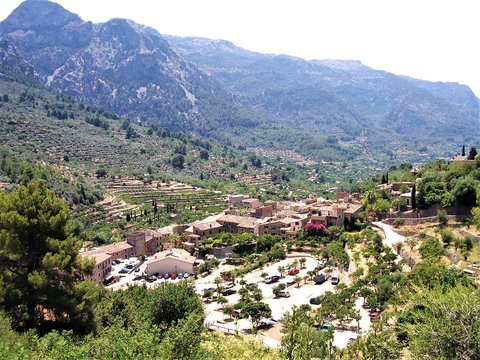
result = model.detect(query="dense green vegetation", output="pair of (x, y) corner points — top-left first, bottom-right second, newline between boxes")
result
(2, 179), (480, 358)
(0, 180), (278, 359)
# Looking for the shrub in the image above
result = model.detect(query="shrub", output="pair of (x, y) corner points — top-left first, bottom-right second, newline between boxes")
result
(419, 238), (445, 260)
(437, 210), (448, 227)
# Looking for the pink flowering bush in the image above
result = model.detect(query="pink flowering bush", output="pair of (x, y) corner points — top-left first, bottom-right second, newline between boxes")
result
(305, 223), (328, 236)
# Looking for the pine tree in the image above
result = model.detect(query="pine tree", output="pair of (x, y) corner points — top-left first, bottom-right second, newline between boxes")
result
(0, 180), (98, 331)
(462, 145), (466, 157)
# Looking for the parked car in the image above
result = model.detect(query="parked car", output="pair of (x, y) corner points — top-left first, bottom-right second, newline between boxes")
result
(288, 268), (300, 276)
(178, 272), (184, 279)
(313, 273), (328, 284)
(118, 267), (129, 274)
(221, 288), (237, 296)
(321, 323), (334, 332)
(164, 273), (171, 279)
(223, 281), (234, 289)
(245, 282), (257, 289)
(265, 275), (281, 284)
(256, 319), (277, 329)
(125, 264), (134, 270)
(171, 273), (177, 280)
(135, 267), (140, 272)
(285, 277), (296, 287)
(331, 274), (340, 285)
(309, 295), (323, 305)
(157, 273), (164, 279)
(278, 290), (290, 298)
(315, 262), (325, 270)
(183, 273), (190, 279)
(146, 275), (157, 283)
(370, 310), (382, 321)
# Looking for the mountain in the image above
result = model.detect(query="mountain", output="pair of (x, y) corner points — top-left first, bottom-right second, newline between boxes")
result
(1, 1), (478, 168)
(0, 38), (38, 83)
(166, 35), (479, 143)
(0, 0), (265, 139)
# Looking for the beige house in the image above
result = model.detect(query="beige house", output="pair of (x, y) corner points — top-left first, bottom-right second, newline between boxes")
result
(254, 214), (308, 240)
(145, 249), (196, 275)
(241, 198), (263, 210)
(216, 214), (258, 234)
(185, 220), (223, 240)
(79, 242), (135, 283)
(80, 252), (112, 283)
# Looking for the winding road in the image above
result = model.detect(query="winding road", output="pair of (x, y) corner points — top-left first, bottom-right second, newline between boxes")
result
(372, 221), (406, 258)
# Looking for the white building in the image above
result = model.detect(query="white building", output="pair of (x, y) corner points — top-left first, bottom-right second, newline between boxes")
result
(145, 248), (196, 275)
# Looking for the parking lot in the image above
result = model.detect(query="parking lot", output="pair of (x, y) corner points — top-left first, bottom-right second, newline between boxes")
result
(105, 253), (372, 349)
(193, 255), (371, 349)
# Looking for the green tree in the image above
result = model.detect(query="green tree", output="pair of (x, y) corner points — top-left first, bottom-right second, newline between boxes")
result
(171, 154), (185, 169)
(241, 301), (271, 330)
(419, 238), (445, 260)
(468, 146), (478, 160)
(281, 306), (332, 360)
(400, 285), (480, 359)
(294, 275), (302, 288)
(273, 284), (286, 298)
(450, 177), (477, 206)
(0, 180), (98, 331)
(150, 282), (204, 329)
(411, 184), (416, 209)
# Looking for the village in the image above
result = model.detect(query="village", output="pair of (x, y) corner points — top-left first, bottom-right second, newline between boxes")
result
(79, 184), (411, 348)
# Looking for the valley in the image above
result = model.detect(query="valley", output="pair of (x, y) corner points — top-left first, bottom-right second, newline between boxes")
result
(0, 1), (480, 359)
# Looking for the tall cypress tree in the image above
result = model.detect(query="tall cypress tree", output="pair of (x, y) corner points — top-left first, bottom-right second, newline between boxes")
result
(411, 184), (416, 209)
(468, 147), (478, 160)
(462, 145), (466, 157)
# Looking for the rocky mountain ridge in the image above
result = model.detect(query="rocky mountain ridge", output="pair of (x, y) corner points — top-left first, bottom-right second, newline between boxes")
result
(1, 1), (478, 165)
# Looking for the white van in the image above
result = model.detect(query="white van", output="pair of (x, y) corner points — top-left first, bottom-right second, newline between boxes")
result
(331, 274), (340, 285)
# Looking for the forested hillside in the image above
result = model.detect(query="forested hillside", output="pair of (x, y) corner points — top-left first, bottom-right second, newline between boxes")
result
(2, 1), (478, 168)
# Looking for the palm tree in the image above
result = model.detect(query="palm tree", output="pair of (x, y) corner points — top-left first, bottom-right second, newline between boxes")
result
(307, 270), (315, 280)
(292, 259), (299, 269)
(217, 295), (228, 309)
(278, 265), (285, 278)
(299, 257), (307, 269)
(214, 276), (223, 297)
(294, 275), (302, 287)
(223, 304), (235, 321)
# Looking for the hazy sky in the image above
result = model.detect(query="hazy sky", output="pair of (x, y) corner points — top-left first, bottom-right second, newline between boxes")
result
(1, 0), (479, 96)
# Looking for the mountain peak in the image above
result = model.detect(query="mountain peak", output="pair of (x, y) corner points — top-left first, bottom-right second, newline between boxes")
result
(1, 1), (82, 33)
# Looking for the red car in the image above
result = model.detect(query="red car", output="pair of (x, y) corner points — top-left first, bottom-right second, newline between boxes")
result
(171, 273), (177, 280)
(288, 268), (299, 276)
(369, 311), (382, 321)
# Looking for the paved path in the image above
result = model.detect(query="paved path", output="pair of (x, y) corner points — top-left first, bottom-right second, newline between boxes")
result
(372, 221), (406, 258)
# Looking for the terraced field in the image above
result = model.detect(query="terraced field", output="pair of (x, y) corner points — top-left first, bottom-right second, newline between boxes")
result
(107, 179), (226, 211)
